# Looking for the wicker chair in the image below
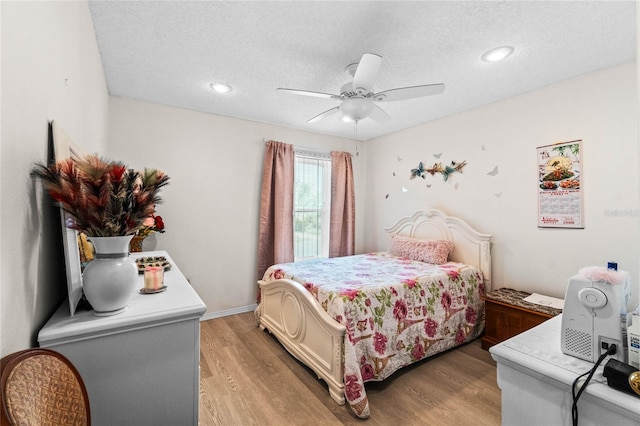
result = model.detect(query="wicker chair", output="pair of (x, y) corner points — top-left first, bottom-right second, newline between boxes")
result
(1, 348), (90, 425)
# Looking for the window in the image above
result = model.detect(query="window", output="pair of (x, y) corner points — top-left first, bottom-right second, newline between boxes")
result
(293, 152), (331, 261)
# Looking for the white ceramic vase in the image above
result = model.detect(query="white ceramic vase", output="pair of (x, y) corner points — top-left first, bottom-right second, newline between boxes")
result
(83, 235), (138, 316)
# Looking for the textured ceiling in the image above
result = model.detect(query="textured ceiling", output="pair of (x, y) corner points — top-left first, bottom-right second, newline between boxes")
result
(88, 1), (637, 141)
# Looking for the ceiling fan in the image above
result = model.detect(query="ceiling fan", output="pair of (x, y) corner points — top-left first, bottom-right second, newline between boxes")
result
(277, 53), (445, 124)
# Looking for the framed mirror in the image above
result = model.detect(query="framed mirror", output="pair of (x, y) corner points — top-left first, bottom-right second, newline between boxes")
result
(51, 120), (86, 316)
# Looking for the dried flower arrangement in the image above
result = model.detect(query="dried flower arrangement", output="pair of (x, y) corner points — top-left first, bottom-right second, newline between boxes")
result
(32, 155), (170, 237)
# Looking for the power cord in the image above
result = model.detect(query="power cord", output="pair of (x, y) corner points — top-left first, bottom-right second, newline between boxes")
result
(571, 344), (617, 426)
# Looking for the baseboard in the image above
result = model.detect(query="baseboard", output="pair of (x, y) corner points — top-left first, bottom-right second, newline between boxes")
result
(200, 304), (257, 321)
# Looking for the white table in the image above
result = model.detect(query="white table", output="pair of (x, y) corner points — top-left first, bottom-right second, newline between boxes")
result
(38, 251), (206, 426)
(490, 315), (640, 426)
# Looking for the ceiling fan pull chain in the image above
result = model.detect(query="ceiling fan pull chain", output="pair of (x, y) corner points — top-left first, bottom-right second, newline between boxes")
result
(353, 121), (359, 156)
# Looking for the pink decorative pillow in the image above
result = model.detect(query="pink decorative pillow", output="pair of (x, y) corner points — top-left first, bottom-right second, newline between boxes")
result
(389, 235), (454, 265)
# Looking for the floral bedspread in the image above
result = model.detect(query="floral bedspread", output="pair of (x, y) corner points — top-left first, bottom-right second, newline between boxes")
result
(261, 252), (486, 418)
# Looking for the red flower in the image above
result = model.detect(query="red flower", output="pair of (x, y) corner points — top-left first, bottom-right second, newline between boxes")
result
(393, 300), (408, 320)
(411, 340), (425, 360)
(446, 269), (459, 280)
(424, 318), (438, 337)
(341, 289), (360, 301)
(108, 164), (127, 182)
(465, 307), (477, 324)
(441, 291), (452, 309)
(137, 213), (166, 236)
(154, 215), (165, 230)
(360, 363), (375, 381)
(403, 279), (417, 288)
(344, 374), (363, 401)
(373, 332), (387, 355)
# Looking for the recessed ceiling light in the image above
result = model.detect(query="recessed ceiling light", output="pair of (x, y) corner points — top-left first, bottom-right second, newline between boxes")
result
(481, 46), (515, 62)
(209, 81), (233, 93)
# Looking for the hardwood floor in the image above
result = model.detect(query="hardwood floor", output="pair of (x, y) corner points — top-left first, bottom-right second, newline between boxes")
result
(199, 312), (502, 425)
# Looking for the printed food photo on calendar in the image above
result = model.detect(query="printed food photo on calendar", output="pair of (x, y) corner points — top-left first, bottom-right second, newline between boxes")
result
(537, 140), (583, 228)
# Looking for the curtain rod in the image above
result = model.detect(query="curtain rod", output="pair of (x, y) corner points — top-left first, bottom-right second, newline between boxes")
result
(262, 138), (355, 157)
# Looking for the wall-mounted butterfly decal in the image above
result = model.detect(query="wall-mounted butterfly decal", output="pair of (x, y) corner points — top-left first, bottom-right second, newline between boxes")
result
(409, 162), (426, 179)
(443, 160), (467, 182)
(487, 166), (498, 176)
(425, 160), (467, 182)
(411, 159), (467, 183)
(433, 152), (443, 159)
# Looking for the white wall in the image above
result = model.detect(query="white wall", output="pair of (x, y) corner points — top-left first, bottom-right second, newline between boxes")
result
(364, 62), (639, 307)
(0, 1), (108, 355)
(106, 97), (366, 318)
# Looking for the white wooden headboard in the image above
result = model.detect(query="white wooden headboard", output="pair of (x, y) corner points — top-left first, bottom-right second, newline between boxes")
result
(385, 207), (492, 291)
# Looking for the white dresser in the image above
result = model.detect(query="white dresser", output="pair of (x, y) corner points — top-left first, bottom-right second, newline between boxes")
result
(490, 315), (640, 426)
(38, 251), (206, 426)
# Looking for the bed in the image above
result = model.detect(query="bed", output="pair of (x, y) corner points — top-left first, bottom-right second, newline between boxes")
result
(256, 207), (492, 418)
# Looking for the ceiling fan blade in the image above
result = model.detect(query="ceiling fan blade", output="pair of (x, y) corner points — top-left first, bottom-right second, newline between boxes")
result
(369, 104), (391, 122)
(307, 106), (340, 123)
(277, 88), (341, 100)
(352, 53), (382, 95)
(373, 83), (445, 102)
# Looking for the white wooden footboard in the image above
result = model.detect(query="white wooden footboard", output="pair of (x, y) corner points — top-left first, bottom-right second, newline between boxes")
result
(257, 278), (346, 405)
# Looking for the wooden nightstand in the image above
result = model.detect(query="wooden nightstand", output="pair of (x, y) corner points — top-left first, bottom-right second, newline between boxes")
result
(481, 288), (562, 350)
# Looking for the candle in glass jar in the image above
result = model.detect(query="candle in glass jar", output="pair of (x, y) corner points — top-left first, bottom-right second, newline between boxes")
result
(143, 266), (164, 290)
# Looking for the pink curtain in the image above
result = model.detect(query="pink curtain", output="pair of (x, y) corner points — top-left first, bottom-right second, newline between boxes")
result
(329, 151), (355, 257)
(257, 141), (295, 280)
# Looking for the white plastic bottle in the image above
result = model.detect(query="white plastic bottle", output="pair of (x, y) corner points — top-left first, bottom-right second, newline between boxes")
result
(628, 314), (640, 369)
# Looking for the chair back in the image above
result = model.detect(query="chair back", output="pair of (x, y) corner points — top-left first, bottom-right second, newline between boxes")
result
(1, 348), (90, 425)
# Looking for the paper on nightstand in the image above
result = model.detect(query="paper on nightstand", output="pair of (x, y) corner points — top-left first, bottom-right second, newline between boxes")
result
(523, 293), (565, 310)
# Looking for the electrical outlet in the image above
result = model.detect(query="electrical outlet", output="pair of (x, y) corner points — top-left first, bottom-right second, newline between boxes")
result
(599, 336), (624, 361)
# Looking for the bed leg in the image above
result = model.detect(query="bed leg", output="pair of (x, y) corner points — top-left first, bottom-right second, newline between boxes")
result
(328, 385), (345, 405)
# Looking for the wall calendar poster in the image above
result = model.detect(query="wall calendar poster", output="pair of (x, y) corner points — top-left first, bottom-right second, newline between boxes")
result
(537, 140), (583, 228)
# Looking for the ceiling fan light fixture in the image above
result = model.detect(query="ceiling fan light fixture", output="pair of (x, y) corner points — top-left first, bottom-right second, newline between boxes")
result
(481, 46), (514, 62)
(209, 81), (233, 93)
(340, 98), (374, 122)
